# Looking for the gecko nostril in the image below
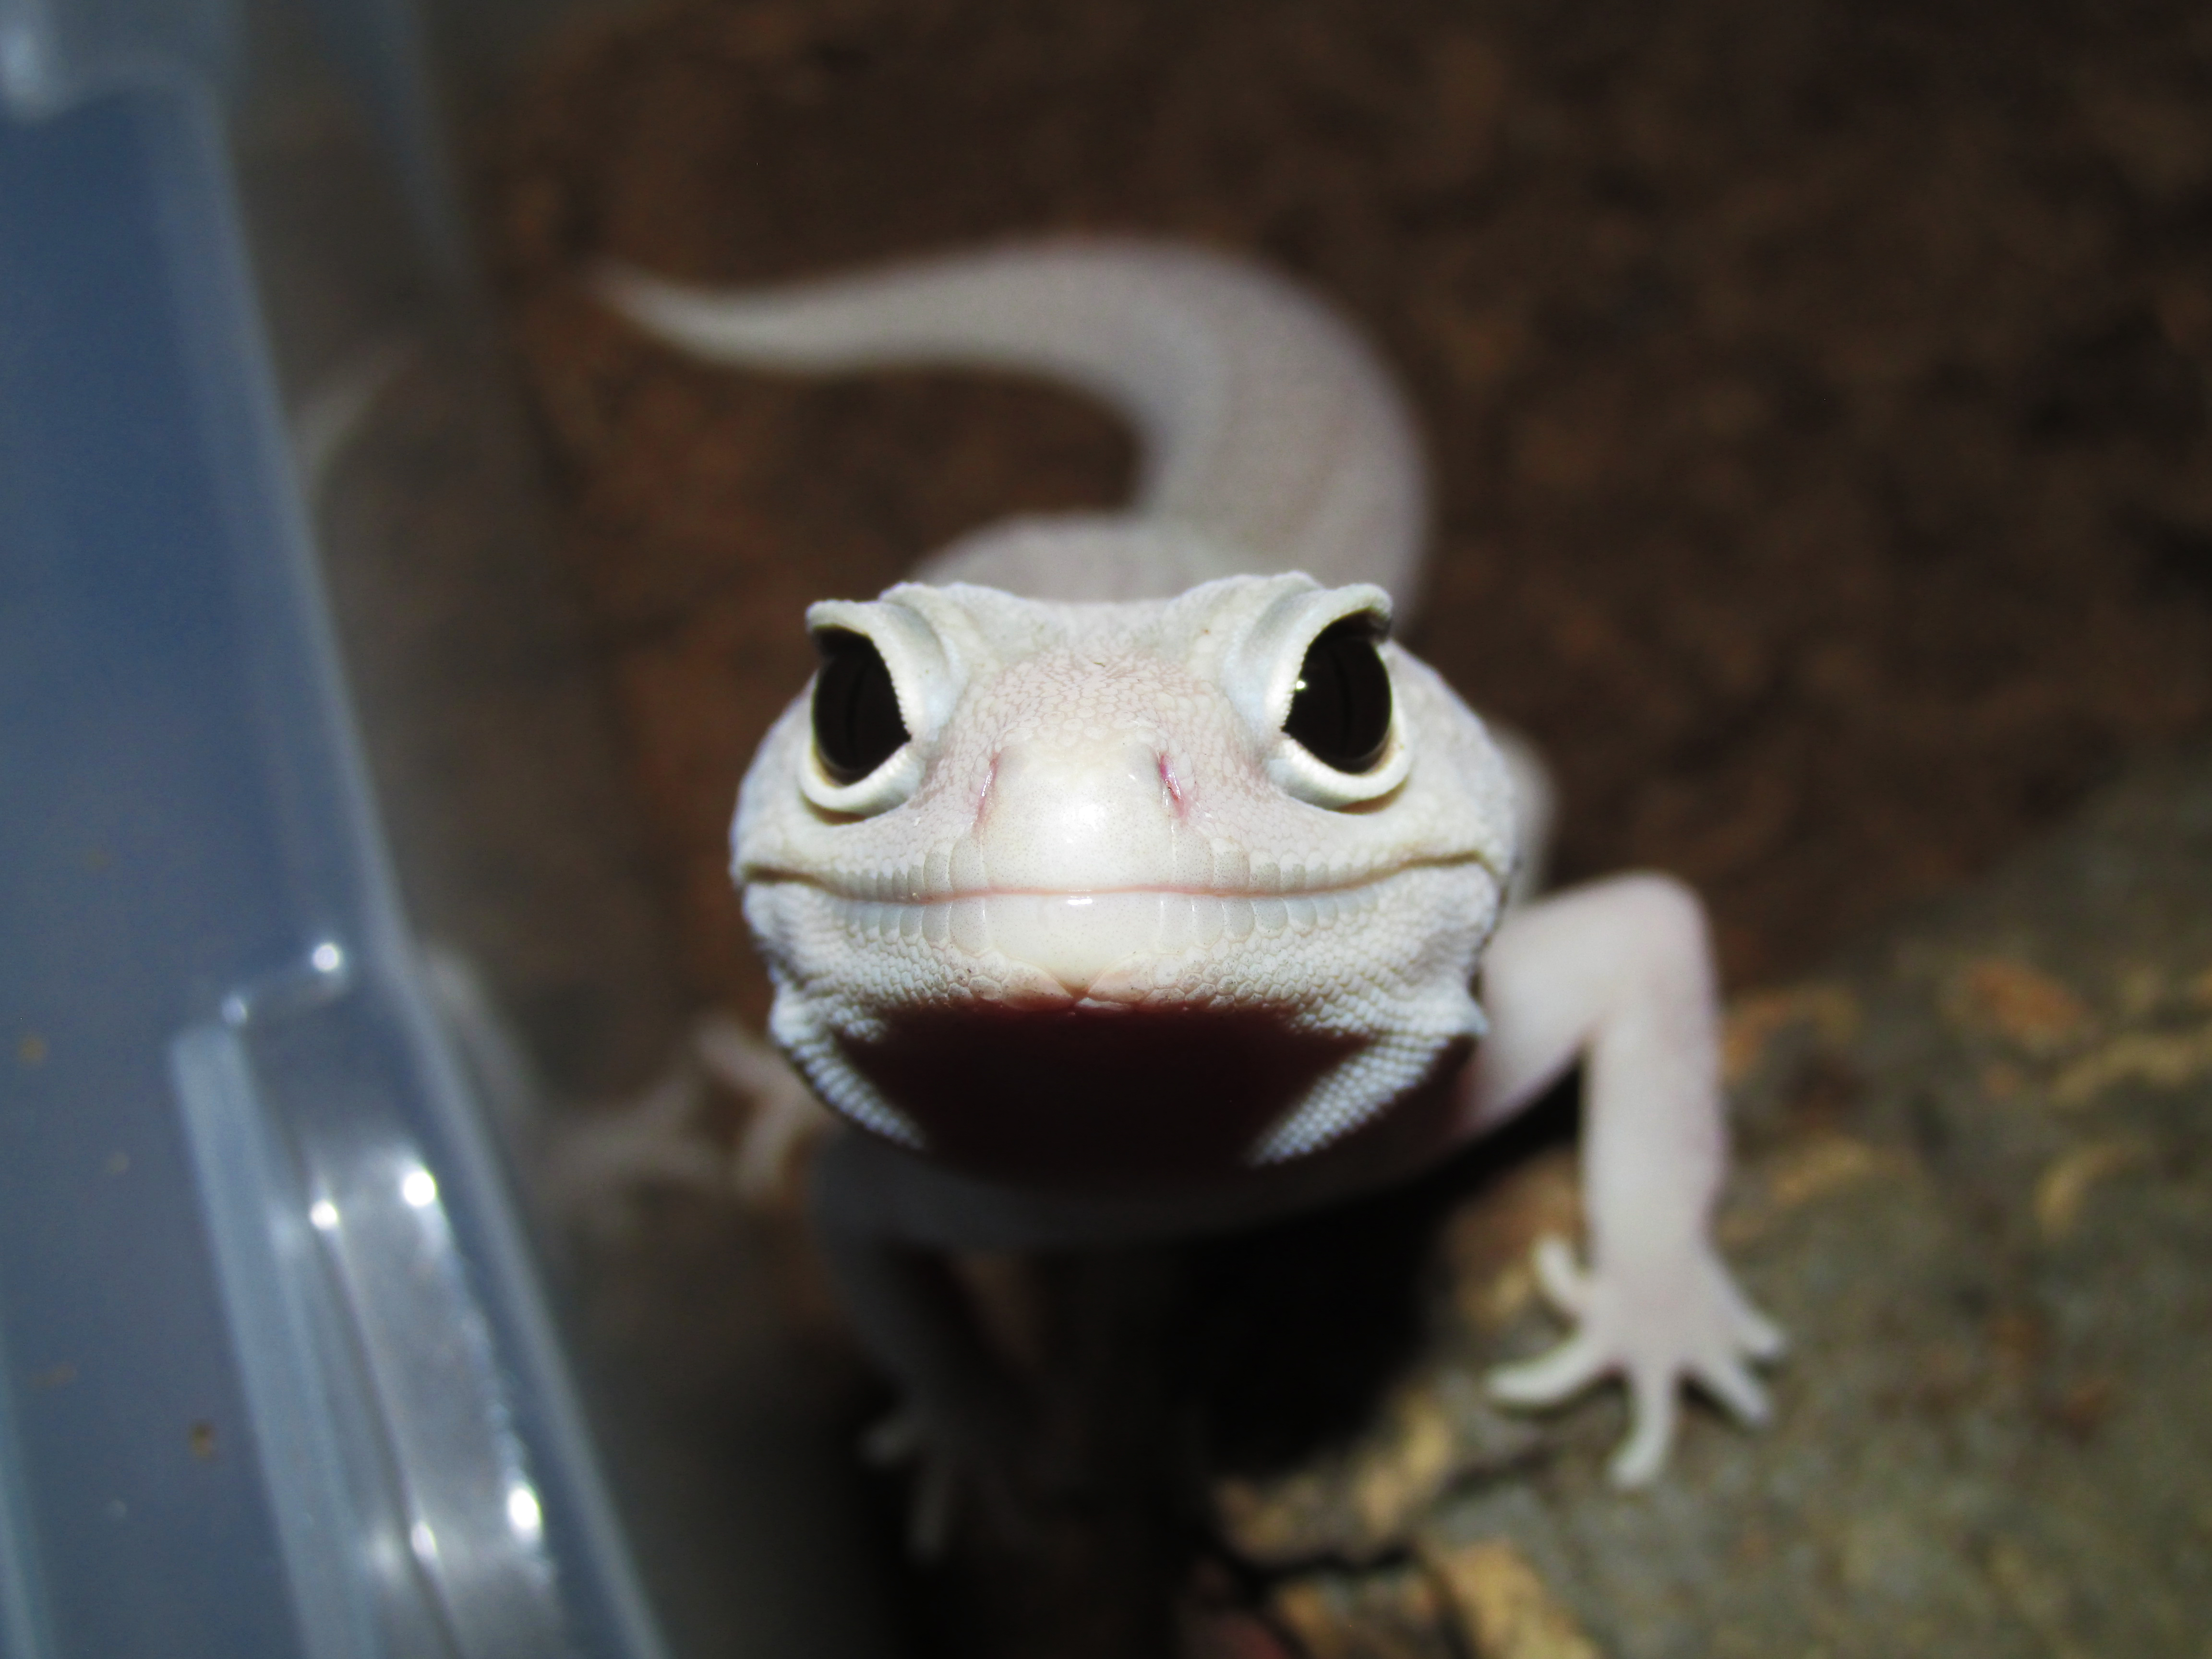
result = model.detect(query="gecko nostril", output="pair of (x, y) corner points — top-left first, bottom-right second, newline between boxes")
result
(974, 755), (1000, 822)
(1156, 751), (1186, 815)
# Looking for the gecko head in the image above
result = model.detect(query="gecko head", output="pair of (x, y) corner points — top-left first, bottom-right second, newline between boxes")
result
(735, 554), (1518, 1188)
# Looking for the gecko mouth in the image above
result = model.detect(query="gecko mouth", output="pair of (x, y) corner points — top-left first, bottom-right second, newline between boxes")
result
(809, 861), (1485, 998)
(761, 861), (1499, 1181)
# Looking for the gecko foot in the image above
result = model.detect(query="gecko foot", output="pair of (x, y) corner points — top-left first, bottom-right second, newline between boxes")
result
(692, 1013), (832, 1203)
(1488, 1232), (1784, 1487)
(858, 1398), (1037, 1559)
(539, 1058), (730, 1239)
(535, 1014), (828, 1236)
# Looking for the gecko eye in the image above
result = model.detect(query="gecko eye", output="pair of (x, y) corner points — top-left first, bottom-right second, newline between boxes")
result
(1284, 619), (1392, 774)
(812, 629), (910, 783)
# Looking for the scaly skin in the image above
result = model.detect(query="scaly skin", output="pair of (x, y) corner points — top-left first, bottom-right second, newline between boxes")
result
(600, 241), (1781, 1528)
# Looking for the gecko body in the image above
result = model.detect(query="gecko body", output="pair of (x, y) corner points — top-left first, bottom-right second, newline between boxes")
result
(600, 241), (1780, 1501)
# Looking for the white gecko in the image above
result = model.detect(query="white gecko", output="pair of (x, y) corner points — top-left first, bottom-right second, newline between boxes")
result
(597, 240), (1782, 1522)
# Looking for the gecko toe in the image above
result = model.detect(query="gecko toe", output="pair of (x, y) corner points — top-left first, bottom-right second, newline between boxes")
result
(860, 1405), (927, 1466)
(1738, 1304), (1788, 1361)
(1530, 1234), (1592, 1318)
(909, 1453), (960, 1558)
(1692, 1351), (1771, 1426)
(1488, 1327), (1606, 1407)
(1606, 1367), (1678, 1489)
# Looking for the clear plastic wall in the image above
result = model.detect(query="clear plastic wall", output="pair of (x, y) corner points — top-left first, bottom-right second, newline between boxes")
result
(0, 0), (892, 1653)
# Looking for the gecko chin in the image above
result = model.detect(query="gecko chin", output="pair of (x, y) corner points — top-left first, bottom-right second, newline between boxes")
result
(834, 1007), (1375, 1189)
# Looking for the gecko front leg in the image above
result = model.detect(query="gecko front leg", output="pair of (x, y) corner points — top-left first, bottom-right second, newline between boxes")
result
(1467, 873), (1785, 1486)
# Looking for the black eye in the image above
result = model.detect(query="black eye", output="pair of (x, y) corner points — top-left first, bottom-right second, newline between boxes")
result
(811, 629), (910, 784)
(1284, 619), (1392, 774)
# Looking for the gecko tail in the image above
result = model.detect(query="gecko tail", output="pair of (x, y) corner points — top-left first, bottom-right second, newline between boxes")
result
(593, 239), (1428, 613)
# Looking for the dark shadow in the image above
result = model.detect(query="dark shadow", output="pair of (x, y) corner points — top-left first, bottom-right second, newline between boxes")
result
(1175, 1069), (1583, 1478)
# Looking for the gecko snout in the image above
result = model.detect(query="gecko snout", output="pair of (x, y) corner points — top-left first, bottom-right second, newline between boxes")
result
(967, 734), (1191, 893)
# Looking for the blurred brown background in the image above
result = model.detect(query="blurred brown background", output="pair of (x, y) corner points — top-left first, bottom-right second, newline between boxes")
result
(481, 0), (2212, 1029)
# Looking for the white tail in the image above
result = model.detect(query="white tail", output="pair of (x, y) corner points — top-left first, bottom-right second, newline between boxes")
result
(597, 240), (1429, 613)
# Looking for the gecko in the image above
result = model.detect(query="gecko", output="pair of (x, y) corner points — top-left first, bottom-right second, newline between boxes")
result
(595, 240), (1782, 1533)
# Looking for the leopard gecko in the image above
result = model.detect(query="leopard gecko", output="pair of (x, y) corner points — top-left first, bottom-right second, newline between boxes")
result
(596, 240), (1781, 1524)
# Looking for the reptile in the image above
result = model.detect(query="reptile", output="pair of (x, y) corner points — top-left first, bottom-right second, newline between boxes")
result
(596, 240), (1782, 1533)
